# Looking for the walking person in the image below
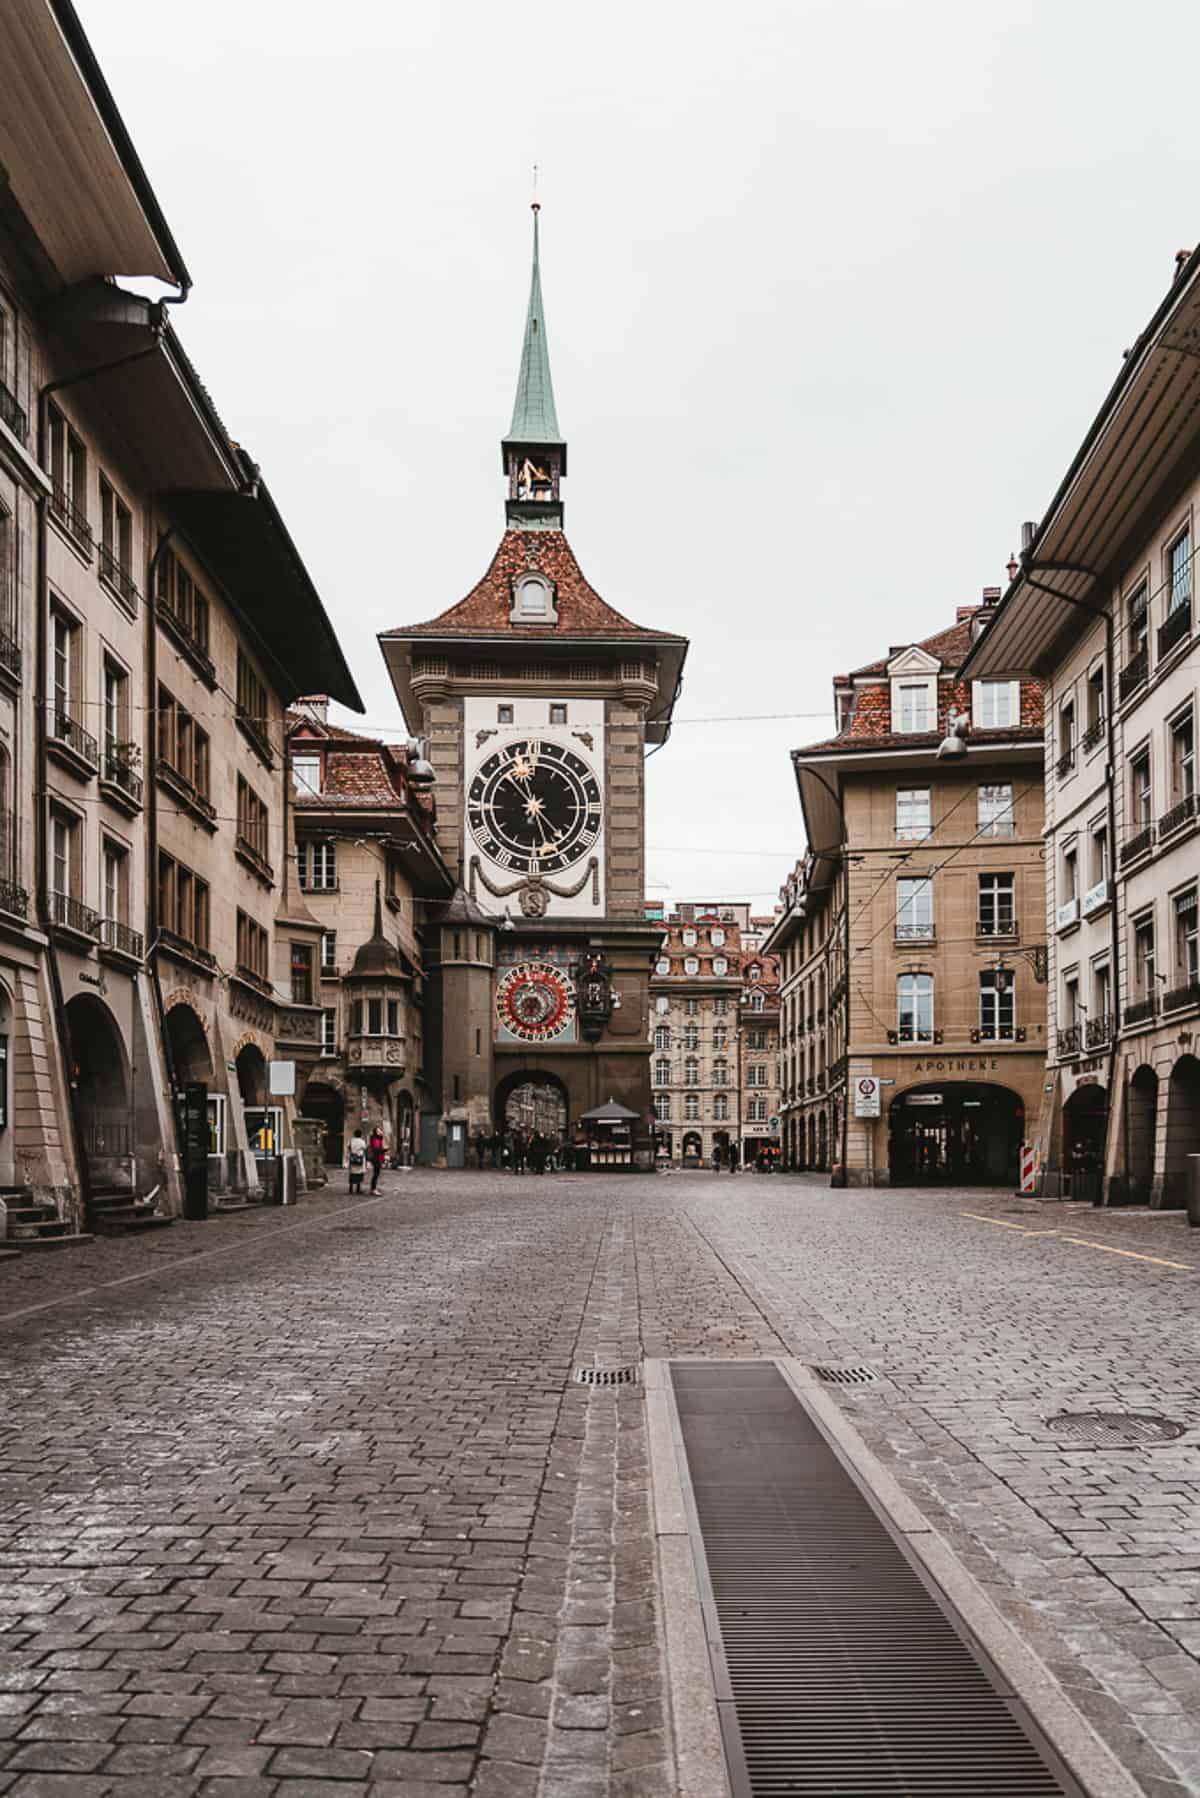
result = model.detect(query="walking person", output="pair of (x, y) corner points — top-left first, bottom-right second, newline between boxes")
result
(347, 1129), (367, 1195)
(368, 1126), (387, 1194)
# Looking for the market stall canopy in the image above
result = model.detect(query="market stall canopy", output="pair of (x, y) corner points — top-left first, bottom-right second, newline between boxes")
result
(579, 1099), (641, 1123)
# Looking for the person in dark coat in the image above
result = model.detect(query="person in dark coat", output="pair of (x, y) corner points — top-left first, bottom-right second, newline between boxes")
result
(368, 1128), (386, 1193)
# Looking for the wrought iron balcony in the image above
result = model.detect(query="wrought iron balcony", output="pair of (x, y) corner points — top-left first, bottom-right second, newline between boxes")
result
(1085, 1013), (1112, 1049)
(103, 750), (143, 807)
(50, 890), (100, 939)
(101, 917), (144, 960)
(51, 710), (99, 768)
(971, 1024), (1027, 1043)
(1118, 647), (1149, 702)
(50, 486), (93, 553)
(1056, 1024), (1081, 1058)
(1159, 793), (1196, 839)
(1081, 717), (1105, 752)
(0, 377), (26, 444)
(98, 544), (140, 612)
(0, 878), (28, 920)
(0, 623), (21, 684)
(977, 916), (1018, 940)
(1125, 994), (1157, 1026)
(895, 922), (936, 943)
(1158, 600), (1191, 660)
(1055, 746), (1076, 780)
(1163, 980), (1200, 1015)
(1120, 825), (1154, 867)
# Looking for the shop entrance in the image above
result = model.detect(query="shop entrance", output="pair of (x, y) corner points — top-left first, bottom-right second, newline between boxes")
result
(1062, 1082), (1108, 1203)
(301, 1079), (344, 1166)
(888, 1082), (1023, 1186)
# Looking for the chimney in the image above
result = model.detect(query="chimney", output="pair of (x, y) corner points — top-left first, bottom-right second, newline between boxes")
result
(1176, 249), (1193, 280)
(956, 606), (978, 623)
(295, 694), (330, 724)
(981, 586), (1002, 606)
(1021, 521), (1037, 551)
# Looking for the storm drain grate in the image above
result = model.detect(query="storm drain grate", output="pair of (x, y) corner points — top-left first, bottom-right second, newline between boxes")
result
(1046, 1410), (1186, 1448)
(670, 1362), (1072, 1797)
(809, 1363), (877, 1385)
(331, 1226), (374, 1234)
(574, 1364), (640, 1387)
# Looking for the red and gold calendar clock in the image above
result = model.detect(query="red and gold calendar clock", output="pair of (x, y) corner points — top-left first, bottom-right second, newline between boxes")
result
(496, 959), (577, 1044)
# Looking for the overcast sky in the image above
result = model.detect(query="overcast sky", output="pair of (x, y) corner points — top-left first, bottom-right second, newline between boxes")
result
(88, 0), (1200, 912)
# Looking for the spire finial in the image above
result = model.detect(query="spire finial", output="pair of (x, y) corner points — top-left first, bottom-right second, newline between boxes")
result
(531, 163), (540, 214)
(373, 878), (383, 939)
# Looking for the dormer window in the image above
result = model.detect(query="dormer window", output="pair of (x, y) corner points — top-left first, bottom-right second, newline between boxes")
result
(682, 927), (698, 946)
(897, 683), (932, 732)
(511, 573), (557, 624)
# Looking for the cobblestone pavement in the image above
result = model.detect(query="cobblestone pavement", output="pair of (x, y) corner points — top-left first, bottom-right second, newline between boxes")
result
(0, 1172), (1198, 1796)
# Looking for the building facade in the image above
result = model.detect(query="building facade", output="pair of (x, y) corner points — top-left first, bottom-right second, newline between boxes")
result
(964, 251), (1200, 1205)
(0, 1), (360, 1231)
(786, 602), (1047, 1186)
(767, 855), (848, 1174)
(380, 209), (687, 1167)
(650, 910), (744, 1164)
(738, 949), (782, 1166)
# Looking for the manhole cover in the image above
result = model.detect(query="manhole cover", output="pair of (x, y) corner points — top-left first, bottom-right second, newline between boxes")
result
(811, 1365), (877, 1386)
(1046, 1410), (1186, 1447)
(574, 1365), (640, 1387)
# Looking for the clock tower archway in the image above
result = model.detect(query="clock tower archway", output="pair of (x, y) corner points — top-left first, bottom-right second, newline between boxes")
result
(380, 207), (688, 1166)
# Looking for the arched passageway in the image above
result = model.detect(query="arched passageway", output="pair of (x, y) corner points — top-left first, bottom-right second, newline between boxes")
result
(236, 1043), (267, 1107)
(301, 1079), (344, 1167)
(495, 1071), (569, 1146)
(165, 1003), (212, 1085)
(889, 1083), (1024, 1186)
(1126, 1066), (1158, 1204)
(1062, 1084), (1107, 1202)
(65, 995), (130, 1157)
(1164, 1056), (1200, 1206)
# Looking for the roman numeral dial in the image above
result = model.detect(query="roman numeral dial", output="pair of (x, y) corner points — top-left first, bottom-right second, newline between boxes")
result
(468, 738), (600, 875)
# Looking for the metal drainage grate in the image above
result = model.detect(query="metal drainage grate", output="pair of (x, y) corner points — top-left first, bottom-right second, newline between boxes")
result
(574, 1365), (640, 1387)
(671, 1361), (1072, 1797)
(331, 1226), (374, 1234)
(1046, 1410), (1185, 1448)
(810, 1363), (877, 1386)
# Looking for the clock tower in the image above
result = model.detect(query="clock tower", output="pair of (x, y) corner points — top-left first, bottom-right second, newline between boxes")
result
(380, 207), (687, 1165)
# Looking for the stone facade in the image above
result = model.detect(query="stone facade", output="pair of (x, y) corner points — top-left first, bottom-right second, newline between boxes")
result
(965, 250), (1200, 1206)
(782, 601), (1048, 1187)
(650, 911), (744, 1164)
(0, 5), (360, 1227)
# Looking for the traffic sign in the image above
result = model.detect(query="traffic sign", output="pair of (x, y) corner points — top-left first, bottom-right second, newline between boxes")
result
(854, 1076), (881, 1118)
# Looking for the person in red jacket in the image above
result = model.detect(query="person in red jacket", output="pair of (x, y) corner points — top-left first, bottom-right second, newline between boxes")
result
(368, 1127), (386, 1193)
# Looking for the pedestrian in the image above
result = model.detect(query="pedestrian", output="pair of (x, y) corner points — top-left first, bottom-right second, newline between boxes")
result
(514, 1132), (527, 1175)
(347, 1129), (367, 1195)
(530, 1132), (546, 1175)
(729, 1143), (739, 1173)
(368, 1126), (386, 1193)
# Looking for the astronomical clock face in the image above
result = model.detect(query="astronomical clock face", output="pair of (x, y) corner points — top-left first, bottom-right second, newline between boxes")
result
(496, 959), (576, 1043)
(468, 737), (601, 876)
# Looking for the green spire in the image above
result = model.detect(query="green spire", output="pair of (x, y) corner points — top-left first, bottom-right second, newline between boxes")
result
(506, 206), (562, 446)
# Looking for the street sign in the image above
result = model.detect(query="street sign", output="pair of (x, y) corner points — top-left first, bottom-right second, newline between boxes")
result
(906, 1093), (943, 1107)
(269, 1059), (296, 1096)
(854, 1076), (881, 1118)
(768, 1115), (781, 1135)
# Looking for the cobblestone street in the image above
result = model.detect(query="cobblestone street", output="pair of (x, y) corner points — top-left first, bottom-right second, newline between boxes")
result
(1, 1171), (1199, 1796)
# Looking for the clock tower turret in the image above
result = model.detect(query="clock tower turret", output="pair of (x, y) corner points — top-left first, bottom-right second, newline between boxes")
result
(380, 209), (688, 1167)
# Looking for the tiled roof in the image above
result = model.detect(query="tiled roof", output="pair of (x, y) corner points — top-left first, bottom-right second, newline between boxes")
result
(851, 617), (973, 677)
(384, 530), (683, 642)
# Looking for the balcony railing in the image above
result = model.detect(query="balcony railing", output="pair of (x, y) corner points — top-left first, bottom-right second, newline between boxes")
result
(50, 486), (93, 553)
(1119, 647), (1149, 702)
(1159, 793), (1197, 839)
(977, 916), (1018, 939)
(101, 917), (144, 960)
(0, 622), (21, 684)
(1125, 994), (1157, 1026)
(972, 1024), (1027, 1044)
(1081, 717), (1105, 752)
(0, 813), (25, 919)
(0, 377), (27, 444)
(895, 922), (936, 942)
(98, 544), (140, 613)
(52, 710), (99, 768)
(1158, 600), (1191, 660)
(1085, 1013), (1113, 1049)
(50, 890), (100, 938)
(1056, 1024), (1082, 1058)
(1120, 824), (1154, 867)
(1163, 980), (1200, 1015)
(103, 750), (143, 806)
(1055, 746), (1076, 780)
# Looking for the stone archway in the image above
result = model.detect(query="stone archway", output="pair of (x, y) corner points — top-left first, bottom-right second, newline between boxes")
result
(1126, 1065), (1158, 1205)
(165, 1001), (212, 1085)
(817, 1111), (828, 1171)
(807, 1114), (817, 1167)
(1163, 1055), (1200, 1206)
(301, 1079), (345, 1167)
(236, 1042), (267, 1107)
(1062, 1083), (1107, 1201)
(888, 1082), (1025, 1187)
(495, 1069), (570, 1144)
(64, 994), (131, 1160)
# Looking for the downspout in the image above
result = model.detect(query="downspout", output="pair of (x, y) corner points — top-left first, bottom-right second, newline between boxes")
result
(1018, 563), (1121, 1199)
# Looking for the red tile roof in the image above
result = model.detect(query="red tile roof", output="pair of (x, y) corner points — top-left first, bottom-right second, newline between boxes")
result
(385, 530), (684, 642)
(851, 617), (974, 677)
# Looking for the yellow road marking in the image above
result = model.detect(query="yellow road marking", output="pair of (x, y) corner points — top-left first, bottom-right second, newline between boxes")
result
(1058, 1235), (1194, 1272)
(957, 1212), (1194, 1271)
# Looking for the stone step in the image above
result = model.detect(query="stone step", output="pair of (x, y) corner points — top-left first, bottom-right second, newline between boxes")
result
(11, 1219), (71, 1240)
(10, 1206), (55, 1225)
(0, 1248), (20, 1262)
(93, 1207), (172, 1236)
(15, 1233), (93, 1252)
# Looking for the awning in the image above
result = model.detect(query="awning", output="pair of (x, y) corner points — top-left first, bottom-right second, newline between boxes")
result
(962, 251), (1200, 679)
(0, 0), (189, 289)
(580, 1099), (641, 1123)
